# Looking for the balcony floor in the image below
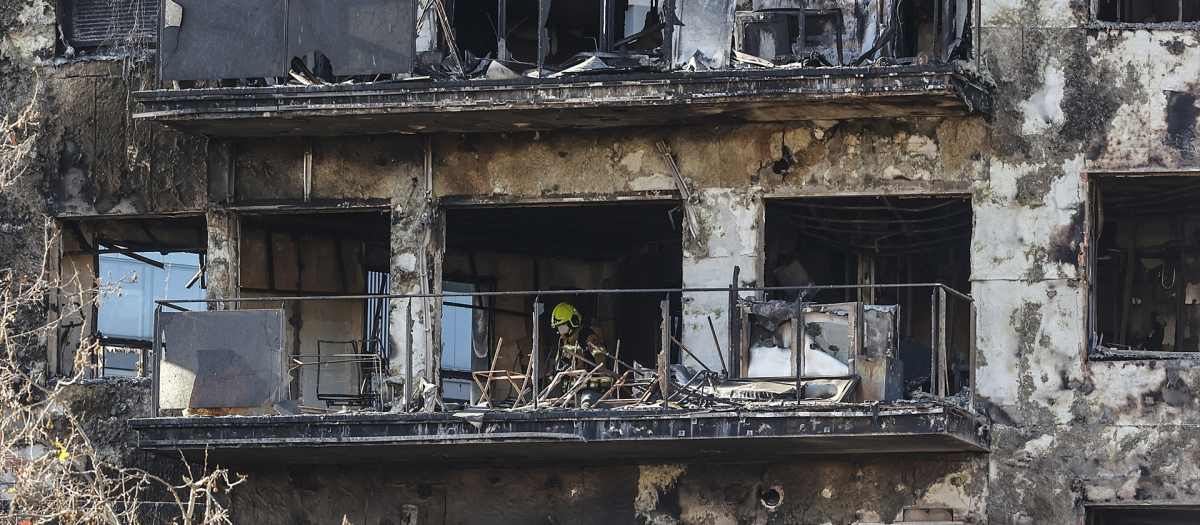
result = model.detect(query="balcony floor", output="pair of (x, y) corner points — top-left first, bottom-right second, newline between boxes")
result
(133, 65), (992, 137)
(129, 402), (989, 466)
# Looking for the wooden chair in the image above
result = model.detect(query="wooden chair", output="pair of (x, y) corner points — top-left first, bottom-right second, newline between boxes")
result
(537, 343), (625, 406)
(594, 370), (659, 406)
(547, 363), (609, 407)
(537, 369), (587, 405)
(471, 338), (533, 407)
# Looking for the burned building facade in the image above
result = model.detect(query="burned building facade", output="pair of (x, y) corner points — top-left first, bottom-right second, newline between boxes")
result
(1, 0), (1199, 523)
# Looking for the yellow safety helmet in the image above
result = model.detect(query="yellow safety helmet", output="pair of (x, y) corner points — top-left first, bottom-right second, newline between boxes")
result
(550, 302), (582, 329)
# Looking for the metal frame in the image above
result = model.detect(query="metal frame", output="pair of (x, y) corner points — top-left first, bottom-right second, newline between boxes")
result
(158, 284), (973, 307)
(450, 0), (660, 71)
(309, 339), (385, 408)
(147, 0), (991, 93)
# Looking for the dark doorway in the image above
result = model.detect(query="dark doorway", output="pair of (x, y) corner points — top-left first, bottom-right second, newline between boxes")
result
(443, 200), (684, 395)
(764, 195), (973, 394)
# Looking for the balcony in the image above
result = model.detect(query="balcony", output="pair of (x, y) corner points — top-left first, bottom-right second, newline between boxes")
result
(132, 0), (991, 136)
(129, 405), (986, 465)
(129, 284), (988, 466)
(134, 66), (990, 137)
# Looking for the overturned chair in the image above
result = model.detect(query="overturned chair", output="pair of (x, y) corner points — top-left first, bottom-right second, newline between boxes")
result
(472, 338), (534, 408)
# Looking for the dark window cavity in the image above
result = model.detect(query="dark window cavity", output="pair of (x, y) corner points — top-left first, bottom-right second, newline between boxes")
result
(1096, 0), (1200, 23)
(1086, 505), (1200, 525)
(1091, 176), (1200, 355)
(441, 201), (685, 401)
(439, 0), (668, 72)
(763, 196), (974, 395)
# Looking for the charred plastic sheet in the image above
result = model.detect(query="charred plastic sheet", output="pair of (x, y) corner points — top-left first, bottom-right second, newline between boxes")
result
(160, 0), (288, 81)
(158, 309), (286, 411)
(129, 403), (989, 465)
(673, 0), (737, 67)
(160, 0), (415, 82)
(288, 0), (416, 77)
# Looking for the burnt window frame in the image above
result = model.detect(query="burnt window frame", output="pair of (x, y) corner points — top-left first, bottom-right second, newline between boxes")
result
(96, 251), (207, 378)
(437, 198), (687, 397)
(55, 216), (209, 378)
(1092, 0), (1200, 25)
(1086, 172), (1200, 361)
(438, 0), (674, 72)
(438, 276), (498, 406)
(235, 210), (393, 408)
(1085, 504), (1200, 524)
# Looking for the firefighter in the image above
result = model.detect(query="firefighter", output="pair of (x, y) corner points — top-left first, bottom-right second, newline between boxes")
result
(549, 302), (611, 406)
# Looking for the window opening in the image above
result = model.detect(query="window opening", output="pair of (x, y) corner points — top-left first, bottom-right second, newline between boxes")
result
(763, 196), (973, 399)
(731, 1), (974, 67)
(1086, 505), (1200, 525)
(544, 0), (604, 64)
(1091, 175), (1200, 356)
(890, 0), (973, 63)
(57, 216), (207, 378)
(803, 10), (845, 65)
(441, 281), (478, 403)
(426, 0), (544, 75)
(366, 270), (392, 361)
(620, 0), (664, 51)
(238, 211), (390, 409)
(1096, 0), (1200, 23)
(735, 11), (806, 64)
(451, 0), (502, 62)
(432, 0), (667, 77)
(97, 252), (206, 377)
(504, 0), (544, 64)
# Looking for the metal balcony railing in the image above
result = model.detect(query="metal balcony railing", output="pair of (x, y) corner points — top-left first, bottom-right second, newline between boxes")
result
(150, 282), (977, 418)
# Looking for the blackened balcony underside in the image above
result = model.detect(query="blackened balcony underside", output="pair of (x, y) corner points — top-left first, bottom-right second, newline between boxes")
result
(133, 66), (992, 137)
(129, 402), (988, 466)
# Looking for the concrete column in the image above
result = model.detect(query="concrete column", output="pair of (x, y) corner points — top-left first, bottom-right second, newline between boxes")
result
(55, 227), (97, 377)
(679, 189), (763, 376)
(388, 140), (443, 411)
(205, 206), (239, 308)
(970, 158), (1088, 425)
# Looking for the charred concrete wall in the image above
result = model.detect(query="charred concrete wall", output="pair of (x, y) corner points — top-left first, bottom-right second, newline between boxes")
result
(972, 2), (1200, 523)
(229, 454), (986, 525)
(429, 120), (985, 375)
(2, 0), (1200, 523)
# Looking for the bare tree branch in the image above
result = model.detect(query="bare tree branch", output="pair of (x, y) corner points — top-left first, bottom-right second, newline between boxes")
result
(0, 74), (244, 525)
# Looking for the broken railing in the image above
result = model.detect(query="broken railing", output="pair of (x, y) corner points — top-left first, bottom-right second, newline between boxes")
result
(149, 0), (983, 89)
(732, 0), (983, 70)
(149, 283), (976, 417)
